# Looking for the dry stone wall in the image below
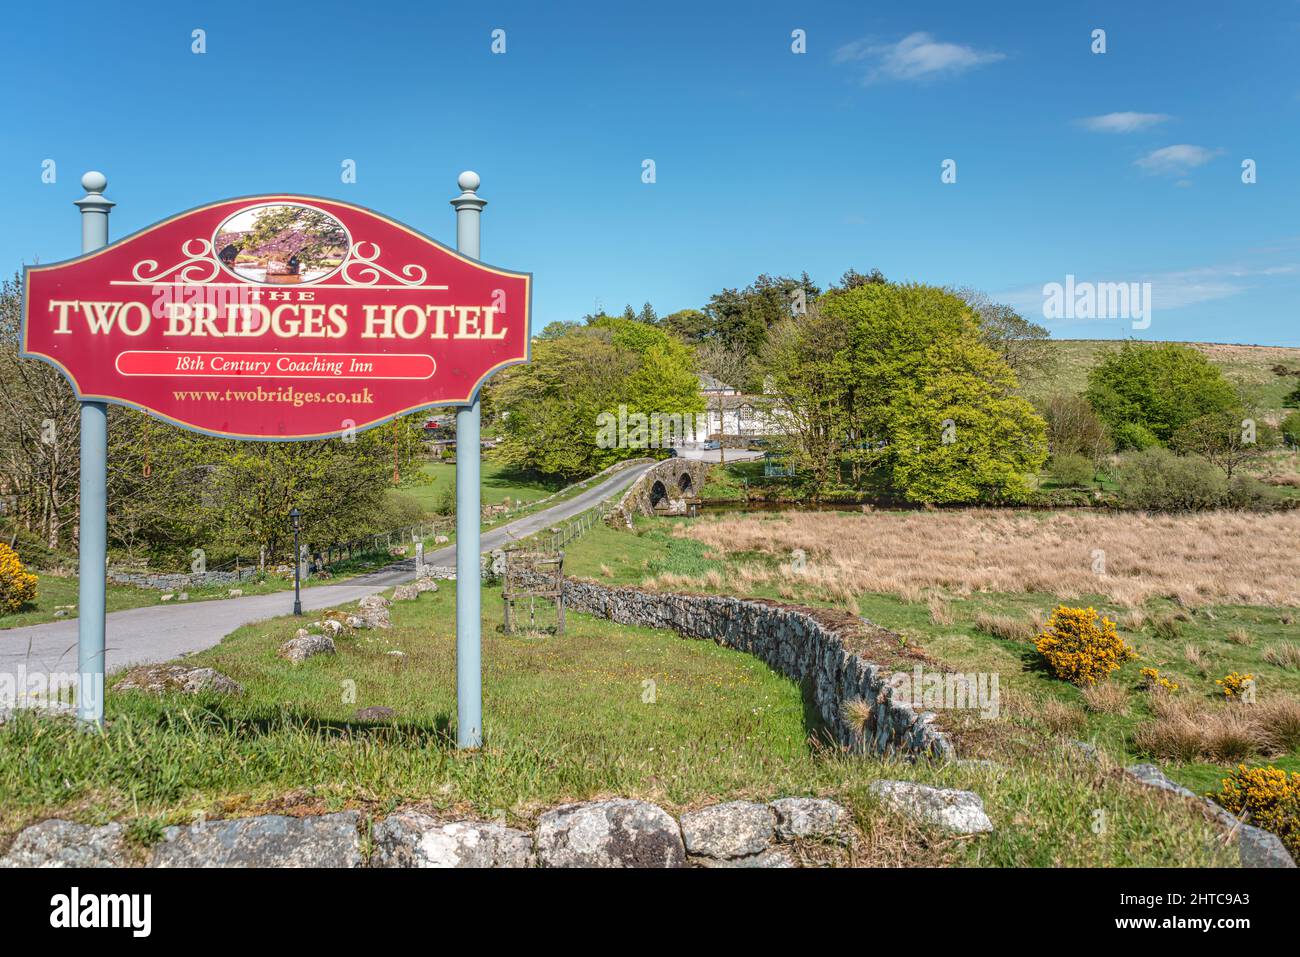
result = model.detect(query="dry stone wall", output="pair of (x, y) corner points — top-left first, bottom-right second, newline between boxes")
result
(558, 578), (953, 759)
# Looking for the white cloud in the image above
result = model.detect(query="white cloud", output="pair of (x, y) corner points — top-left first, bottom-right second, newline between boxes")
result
(995, 262), (1299, 320)
(1077, 111), (1170, 133)
(1135, 144), (1222, 175)
(834, 32), (1005, 83)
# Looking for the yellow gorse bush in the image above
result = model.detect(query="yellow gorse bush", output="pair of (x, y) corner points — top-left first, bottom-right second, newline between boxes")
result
(1139, 667), (1179, 693)
(1215, 764), (1300, 859)
(1216, 672), (1255, 699)
(0, 543), (38, 614)
(1034, 605), (1136, 686)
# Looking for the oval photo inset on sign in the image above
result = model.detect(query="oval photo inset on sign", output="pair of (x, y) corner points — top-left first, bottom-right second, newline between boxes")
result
(213, 202), (351, 285)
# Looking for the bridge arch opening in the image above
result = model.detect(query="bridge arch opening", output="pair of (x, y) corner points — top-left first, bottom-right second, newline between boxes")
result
(650, 480), (668, 508)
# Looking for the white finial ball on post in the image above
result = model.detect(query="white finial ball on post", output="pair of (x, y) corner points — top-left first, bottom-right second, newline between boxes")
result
(457, 170), (480, 192)
(81, 171), (108, 193)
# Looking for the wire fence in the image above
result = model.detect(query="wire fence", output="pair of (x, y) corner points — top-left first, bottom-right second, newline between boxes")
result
(513, 502), (613, 555)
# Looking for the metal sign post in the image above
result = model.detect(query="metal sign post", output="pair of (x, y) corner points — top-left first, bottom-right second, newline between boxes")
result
(451, 171), (485, 749)
(74, 172), (112, 725)
(24, 172), (529, 737)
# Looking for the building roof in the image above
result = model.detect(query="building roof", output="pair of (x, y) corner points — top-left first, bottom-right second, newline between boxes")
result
(697, 372), (736, 392)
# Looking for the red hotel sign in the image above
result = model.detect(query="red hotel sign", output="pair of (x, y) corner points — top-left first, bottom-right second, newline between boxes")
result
(21, 196), (531, 439)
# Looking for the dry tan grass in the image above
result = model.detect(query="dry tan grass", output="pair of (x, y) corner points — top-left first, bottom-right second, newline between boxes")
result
(1255, 697), (1300, 752)
(973, 612), (1036, 642)
(677, 510), (1300, 607)
(927, 594), (953, 626)
(1133, 693), (1300, 762)
(841, 697), (873, 736)
(1038, 699), (1087, 735)
(1182, 643), (1210, 676)
(1227, 628), (1254, 646)
(1263, 642), (1300, 670)
(1120, 609), (1149, 631)
(1081, 682), (1129, 715)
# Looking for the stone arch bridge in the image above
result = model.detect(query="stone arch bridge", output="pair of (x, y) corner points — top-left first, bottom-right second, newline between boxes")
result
(606, 459), (710, 528)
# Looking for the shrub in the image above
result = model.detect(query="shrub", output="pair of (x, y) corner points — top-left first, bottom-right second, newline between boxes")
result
(1216, 671), (1255, 700)
(1282, 411), (1300, 447)
(1049, 452), (1094, 488)
(1213, 765), (1300, 860)
(0, 523), (63, 570)
(1139, 667), (1179, 693)
(1111, 421), (1161, 452)
(1114, 448), (1228, 510)
(0, 542), (38, 614)
(1034, 605), (1137, 686)
(1225, 475), (1279, 510)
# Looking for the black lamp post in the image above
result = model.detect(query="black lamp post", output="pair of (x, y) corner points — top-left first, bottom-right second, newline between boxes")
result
(289, 507), (302, 616)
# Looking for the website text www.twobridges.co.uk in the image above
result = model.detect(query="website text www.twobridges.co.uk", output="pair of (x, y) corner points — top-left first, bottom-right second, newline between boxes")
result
(172, 386), (376, 407)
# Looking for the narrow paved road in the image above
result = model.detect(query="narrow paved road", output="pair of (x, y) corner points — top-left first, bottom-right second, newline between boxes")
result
(1, 461), (655, 677)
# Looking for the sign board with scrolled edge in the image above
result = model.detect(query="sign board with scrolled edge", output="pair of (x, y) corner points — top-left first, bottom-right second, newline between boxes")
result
(22, 194), (531, 441)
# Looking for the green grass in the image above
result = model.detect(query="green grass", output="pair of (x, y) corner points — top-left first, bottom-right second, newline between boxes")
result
(0, 573), (159, 629)
(0, 579), (1235, 865)
(397, 458), (568, 514)
(1027, 339), (1300, 411)
(563, 514), (1300, 797)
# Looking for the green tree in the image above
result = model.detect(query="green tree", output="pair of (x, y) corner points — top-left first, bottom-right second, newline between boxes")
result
(833, 267), (887, 290)
(0, 274), (81, 552)
(1085, 342), (1238, 446)
(953, 287), (1055, 385)
(760, 305), (854, 494)
(763, 284), (1047, 503)
(106, 413), (425, 564)
(1171, 408), (1278, 479)
(703, 273), (821, 385)
(494, 318), (701, 479)
(662, 308), (710, 341)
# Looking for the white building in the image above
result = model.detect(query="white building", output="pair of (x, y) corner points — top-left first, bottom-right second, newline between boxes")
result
(697, 374), (783, 439)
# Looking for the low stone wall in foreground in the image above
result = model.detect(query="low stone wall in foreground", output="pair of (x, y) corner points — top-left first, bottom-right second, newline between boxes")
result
(559, 578), (953, 760)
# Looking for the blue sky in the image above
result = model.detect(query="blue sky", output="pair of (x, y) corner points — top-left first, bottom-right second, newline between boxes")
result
(3, 1), (1298, 345)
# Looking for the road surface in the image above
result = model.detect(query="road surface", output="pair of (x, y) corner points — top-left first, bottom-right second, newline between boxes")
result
(0, 461), (655, 678)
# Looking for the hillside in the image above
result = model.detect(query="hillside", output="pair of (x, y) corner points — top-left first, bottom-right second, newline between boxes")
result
(1026, 340), (1300, 412)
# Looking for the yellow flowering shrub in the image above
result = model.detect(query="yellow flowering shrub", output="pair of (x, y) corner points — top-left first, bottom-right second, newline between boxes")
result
(1216, 672), (1255, 699)
(1034, 605), (1136, 686)
(1139, 667), (1179, 693)
(1214, 764), (1300, 859)
(0, 543), (38, 614)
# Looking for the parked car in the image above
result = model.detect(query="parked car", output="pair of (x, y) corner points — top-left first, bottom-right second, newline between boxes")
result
(703, 440), (721, 450)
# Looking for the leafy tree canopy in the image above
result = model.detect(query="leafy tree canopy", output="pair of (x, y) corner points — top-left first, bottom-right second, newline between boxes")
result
(494, 318), (701, 479)
(764, 283), (1047, 503)
(1085, 342), (1239, 446)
